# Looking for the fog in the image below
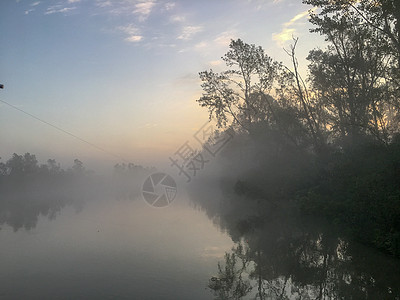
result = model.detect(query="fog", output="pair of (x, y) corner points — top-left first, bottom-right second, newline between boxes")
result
(2, 0), (400, 299)
(1, 136), (400, 299)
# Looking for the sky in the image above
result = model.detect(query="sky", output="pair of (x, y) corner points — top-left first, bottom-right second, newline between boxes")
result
(0, 0), (324, 170)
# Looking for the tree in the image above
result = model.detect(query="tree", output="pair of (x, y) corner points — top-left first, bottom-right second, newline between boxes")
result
(47, 159), (61, 174)
(197, 39), (322, 150)
(208, 243), (252, 299)
(22, 153), (39, 174)
(282, 38), (325, 149)
(303, 0), (400, 66)
(0, 158), (7, 176)
(72, 159), (84, 174)
(304, 0), (400, 143)
(197, 39), (280, 132)
(5, 153), (39, 177)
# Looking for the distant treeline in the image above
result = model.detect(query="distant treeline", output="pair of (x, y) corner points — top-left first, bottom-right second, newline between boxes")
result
(0, 153), (151, 231)
(0, 153), (88, 178)
(195, 0), (400, 256)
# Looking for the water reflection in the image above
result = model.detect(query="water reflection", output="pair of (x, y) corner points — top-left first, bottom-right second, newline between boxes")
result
(189, 180), (400, 299)
(0, 155), (237, 299)
(0, 157), (152, 231)
(0, 189), (234, 300)
(0, 178), (85, 231)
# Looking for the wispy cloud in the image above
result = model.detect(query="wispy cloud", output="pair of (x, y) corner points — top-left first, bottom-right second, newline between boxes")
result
(169, 15), (185, 23)
(125, 35), (143, 42)
(272, 9), (313, 46)
(286, 9), (310, 24)
(177, 29), (239, 54)
(45, 5), (77, 15)
(25, 0), (40, 14)
(245, 0), (284, 11)
(92, 1), (158, 43)
(194, 41), (208, 49)
(177, 26), (203, 40)
(118, 24), (143, 42)
(96, 0), (112, 8)
(272, 28), (296, 45)
(68, 0), (81, 3)
(214, 30), (238, 46)
(134, 1), (156, 21)
(164, 2), (175, 11)
(94, 0), (156, 21)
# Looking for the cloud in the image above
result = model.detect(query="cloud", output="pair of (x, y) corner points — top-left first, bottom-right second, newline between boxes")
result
(272, 28), (295, 45)
(95, 0), (155, 20)
(118, 24), (143, 42)
(125, 35), (143, 42)
(25, 0), (40, 13)
(214, 30), (238, 46)
(285, 9), (310, 25)
(118, 24), (140, 35)
(177, 29), (239, 54)
(45, 5), (77, 15)
(244, 0), (284, 11)
(194, 41), (208, 49)
(169, 15), (185, 23)
(177, 26), (203, 40)
(96, 0), (112, 8)
(68, 0), (81, 3)
(272, 9), (313, 46)
(165, 2), (175, 11)
(134, 1), (156, 21)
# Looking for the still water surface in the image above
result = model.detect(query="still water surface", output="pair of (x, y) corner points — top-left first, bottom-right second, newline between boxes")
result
(0, 192), (233, 299)
(1, 185), (399, 299)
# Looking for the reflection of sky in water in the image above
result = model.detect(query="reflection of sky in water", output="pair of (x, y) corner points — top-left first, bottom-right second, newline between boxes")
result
(0, 193), (233, 299)
(1, 181), (400, 299)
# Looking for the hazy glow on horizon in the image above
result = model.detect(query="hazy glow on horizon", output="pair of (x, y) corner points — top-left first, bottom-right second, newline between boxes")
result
(0, 0), (322, 169)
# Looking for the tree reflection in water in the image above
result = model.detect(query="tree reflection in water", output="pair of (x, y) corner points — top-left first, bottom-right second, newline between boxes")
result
(0, 154), (151, 231)
(190, 181), (400, 299)
(0, 178), (85, 231)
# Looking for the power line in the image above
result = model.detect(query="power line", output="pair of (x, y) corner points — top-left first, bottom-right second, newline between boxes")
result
(0, 98), (129, 163)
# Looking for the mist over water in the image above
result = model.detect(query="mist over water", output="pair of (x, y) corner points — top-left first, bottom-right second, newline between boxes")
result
(1, 134), (400, 299)
(0, 178), (233, 299)
(2, 0), (400, 298)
